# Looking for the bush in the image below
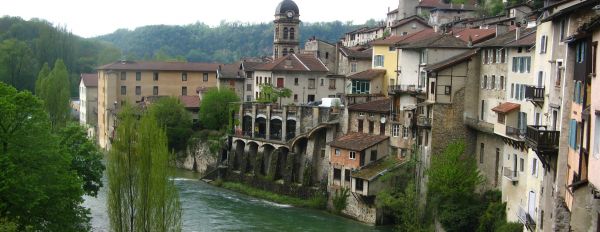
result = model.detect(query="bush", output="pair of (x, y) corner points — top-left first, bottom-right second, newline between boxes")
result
(496, 222), (524, 232)
(332, 187), (350, 214)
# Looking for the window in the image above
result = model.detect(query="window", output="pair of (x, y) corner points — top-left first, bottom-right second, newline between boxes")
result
(498, 113), (505, 124)
(481, 100), (485, 120)
(153, 86), (158, 96)
(282, 48), (288, 56)
(358, 120), (364, 132)
(351, 63), (357, 72)
(574, 81), (582, 104)
(511, 83), (515, 98)
(593, 43), (597, 76)
(594, 116), (600, 158)
(492, 49), (497, 63)
(355, 179), (363, 191)
(520, 158), (524, 172)
(135, 86), (141, 95)
(335, 149), (341, 156)
(246, 95), (251, 102)
(308, 79), (316, 89)
(136, 72), (141, 81)
(576, 41), (586, 63)
(403, 126), (409, 138)
(483, 49), (489, 64)
(290, 49), (294, 54)
(182, 72), (187, 81)
(392, 124), (400, 137)
(290, 28), (295, 40)
(389, 46), (395, 52)
(120, 86), (126, 95)
(540, 35), (547, 54)
(351, 80), (370, 94)
(560, 19), (566, 41)
(333, 168), (341, 180)
(293, 94), (298, 102)
(374, 55), (384, 67)
(569, 119), (578, 149)
(294, 78), (299, 86)
(283, 27), (289, 40)
(345, 169), (351, 182)
(499, 76), (505, 90)
(370, 150), (377, 161)
(349, 151), (356, 160)
(277, 78), (284, 88)
(532, 158), (538, 176)
(480, 143), (484, 164)
(512, 57), (531, 73)
(182, 87), (187, 96)
(120, 72), (126, 80)
(320, 79), (324, 86)
(500, 49), (506, 63)
(491, 75), (496, 90)
(482, 75), (488, 89)
(420, 50), (427, 64)
(247, 84), (252, 91)
(369, 121), (374, 134)
(380, 122), (385, 135)
(153, 72), (159, 81)
(203, 73), (209, 82)
(329, 79), (336, 90)
(430, 82), (435, 94)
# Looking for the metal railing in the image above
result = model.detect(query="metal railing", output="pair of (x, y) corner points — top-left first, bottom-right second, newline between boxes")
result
(503, 167), (518, 182)
(525, 86), (545, 102)
(517, 206), (536, 231)
(525, 125), (560, 151)
(506, 126), (525, 139)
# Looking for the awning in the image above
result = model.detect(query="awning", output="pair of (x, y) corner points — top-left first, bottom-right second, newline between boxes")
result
(492, 102), (521, 113)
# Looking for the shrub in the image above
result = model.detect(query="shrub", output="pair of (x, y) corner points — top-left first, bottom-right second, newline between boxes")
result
(332, 187), (350, 214)
(496, 222), (524, 232)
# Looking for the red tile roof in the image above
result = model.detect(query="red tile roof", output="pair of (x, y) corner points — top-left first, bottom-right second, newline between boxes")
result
(348, 98), (391, 113)
(97, 61), (220, 72)
(418, 0), (477, 8)
(492, 102), (521, 113)
(339, 47), (372, 60)
(254, 54), (329, 72)
(329, 132), (389, 151)
(452, 28), (496, 44)
(425, 49), (479, 72)
(81, 73), (98, 87)
(390, 15), (432, 29)
(347, 69), (386, 81)
(179, 95), (200, 109)
(371, 29), (436, 46)
(397, 32), (468, 49)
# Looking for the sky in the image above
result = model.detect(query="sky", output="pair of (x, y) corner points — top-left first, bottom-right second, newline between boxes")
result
(1, 0), (398, 38)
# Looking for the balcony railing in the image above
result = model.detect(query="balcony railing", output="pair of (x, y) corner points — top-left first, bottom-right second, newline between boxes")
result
(525, 125), (560, 152)
(503, 167), (518, 182)
(525, 86), (545, 102)
(517, 206), (536, 231)
(389, 85), (425, 95)
(506, 126), (525, 140)
(416, 115), (431, 128)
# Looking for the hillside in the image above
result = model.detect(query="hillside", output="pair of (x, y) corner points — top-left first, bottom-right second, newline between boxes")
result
(0, 16), (121, 95)
(95, 21), (373, 63)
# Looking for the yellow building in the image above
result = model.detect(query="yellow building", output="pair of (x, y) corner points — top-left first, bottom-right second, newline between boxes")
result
(370, 37), (400, 95)
(96, 60), (219, 149)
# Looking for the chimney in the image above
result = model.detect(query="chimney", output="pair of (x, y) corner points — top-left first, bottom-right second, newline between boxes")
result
(515, 27), (522, 41)
(496, 24), (508, 37)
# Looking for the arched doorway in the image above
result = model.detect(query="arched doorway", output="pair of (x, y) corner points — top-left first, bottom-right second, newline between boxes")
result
(286, 119), (296, 141)
(232, 140), (245, 171)
(242, 115), (252, 136)
(255, 117), (267, 139)
(270, 118), (282, 140)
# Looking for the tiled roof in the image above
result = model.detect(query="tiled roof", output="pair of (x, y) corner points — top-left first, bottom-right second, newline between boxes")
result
(81, 73), (98, 87)
(97, 61), (220, 72)
(542, 0), (599, 22)
(254, 54), (329, 72)
(179, 95), (200, 109)
(371, 28), (436, 46)
(388, 8), (399, 15)
(476, 28), (536, 47)
(348, 98), (391, 113)
(218, 62), (244, 79)
(492, 102), (521, 113)
(353, 156), (404, 181)
(425, 49), (479, 72)
(347, 69), (386, 81)
(398, 32), (468, 49)
(329, 132), (389, 151)
(339, 47), (372, 60)
(418, 0), (477, 9)
(390, 15), (432, 29)
(505, 30), (537, 47)
(452, 28), (496, 44)
(241, 61), (263, 72)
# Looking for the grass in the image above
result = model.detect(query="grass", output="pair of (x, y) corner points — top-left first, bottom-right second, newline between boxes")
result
(217, 181), (326, 209)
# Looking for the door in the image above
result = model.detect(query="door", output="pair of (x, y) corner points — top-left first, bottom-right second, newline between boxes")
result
(380, 123), (385, 135)
(358, 120), (363, 132)
(528, 191), (536, 219)
(277, 78), (284, 88)
(360, 152), (366, 167)
(537, 71), (544, 88)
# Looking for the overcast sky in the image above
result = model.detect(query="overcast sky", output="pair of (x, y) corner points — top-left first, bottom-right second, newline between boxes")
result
(1, 0), (398, 38)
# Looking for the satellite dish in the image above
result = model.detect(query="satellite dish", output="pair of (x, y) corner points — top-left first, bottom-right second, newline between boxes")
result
(380, 117), (387, 124)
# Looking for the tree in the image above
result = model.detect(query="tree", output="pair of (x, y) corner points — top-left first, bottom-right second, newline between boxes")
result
(108, 104), (182, 232)
(35, 62), (50, 95)
(0, 39), (38, 91)
(148, 97), (193, 152)
(427, 141), (484, 232)
(0, 82), (90, 231)
(257, 84), (292, 107)
(37, 59), (71, 129)
(58, 123), (105, 197)
(199, 88), (239, 131)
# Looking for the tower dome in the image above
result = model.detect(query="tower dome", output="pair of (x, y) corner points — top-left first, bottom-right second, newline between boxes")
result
(275, 0), (299, 15)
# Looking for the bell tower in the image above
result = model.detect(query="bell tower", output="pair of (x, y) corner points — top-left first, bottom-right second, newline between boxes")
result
(273, 0), (300, 59)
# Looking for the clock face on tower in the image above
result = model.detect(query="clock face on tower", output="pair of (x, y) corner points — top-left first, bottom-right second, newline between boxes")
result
(286, 11), (294, 18)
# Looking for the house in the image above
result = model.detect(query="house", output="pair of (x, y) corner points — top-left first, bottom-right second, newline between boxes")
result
(303, 38), (338, 73)
(389, 15), (432, 36)
(218, 60), (263, 102)
(337, 46), (372, 77)
(79, 73), (98, 138)
(96, 60), (219, 149)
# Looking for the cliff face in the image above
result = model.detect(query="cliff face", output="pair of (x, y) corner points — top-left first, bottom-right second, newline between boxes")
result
(175, 141), (218, 175)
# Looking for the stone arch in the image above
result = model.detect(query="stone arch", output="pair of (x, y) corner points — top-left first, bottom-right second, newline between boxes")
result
(231, 139), (245, 171)
(290, 27), (295, 40)
(272, 146), (290, 181)
(286, 118), (297, 140)
(242, 115), (253, 136)
(283, 27), (289, 39)
(270, 118), (283, 140)
(291, 137), (308, 184)
(255, 117), (267, 139)
(259, 144), (276, 176)
(244, 142), (259, 174)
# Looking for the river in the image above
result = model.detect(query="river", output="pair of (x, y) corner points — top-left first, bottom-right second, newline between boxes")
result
(83, 168), (392, 232)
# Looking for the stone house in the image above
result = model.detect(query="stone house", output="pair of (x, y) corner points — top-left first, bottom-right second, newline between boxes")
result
(337, 46), (372, 77)
(303, 38), (337, 74)
(79, 73), (98, 138)
(218, 60), (264, 102)
(342, 26), (386, 48)
(389, 15), (431, 36)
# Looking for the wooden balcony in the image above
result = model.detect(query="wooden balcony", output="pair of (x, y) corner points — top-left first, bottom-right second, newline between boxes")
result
(505, 126), (525, 140)
(525, 86), (544, 103)
(389, 85), (426, 95)
(416, 115), (431, 128)
(525, 126), (559, 153)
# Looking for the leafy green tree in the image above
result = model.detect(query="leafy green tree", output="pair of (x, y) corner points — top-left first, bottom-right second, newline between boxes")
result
(148, 97), (193, 152)
(257, 84), (292, 107)
(58, 123), (105, 197)
(108, 105), (182, 232)
(199, 88), (239, 131)
(427, 141), (484, 232)
(35, 62), (50, 95)
(0, 39), (38, 91)
(37, 59), (71, 129)
(0, 82), (90, 231)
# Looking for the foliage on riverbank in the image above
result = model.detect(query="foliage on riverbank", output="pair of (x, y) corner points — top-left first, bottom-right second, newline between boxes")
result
(217, 182), (326, 209)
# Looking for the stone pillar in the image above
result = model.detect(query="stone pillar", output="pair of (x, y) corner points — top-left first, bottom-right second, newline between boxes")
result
(251, 104), (257, 138)
(267, 149), (280, 180)
(282, 106), (288, 142)
(266, 105), (271, 140)
(255, 146), (264, 176)
(285, 152), (296, 184)
(313, 107), (319, 126)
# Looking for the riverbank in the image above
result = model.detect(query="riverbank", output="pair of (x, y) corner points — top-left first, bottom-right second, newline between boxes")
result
(213, 180), (327, 209)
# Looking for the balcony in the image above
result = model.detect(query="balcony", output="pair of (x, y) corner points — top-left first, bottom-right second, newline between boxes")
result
(503, 167), (518, 182)
(525, 86), (544, 103)
(525, 126), (559, 153)
(389, 85), (425, 95)
(517, 206), (536, 232)
(505, 126), (525, 140)
(416, 115), (431, 128)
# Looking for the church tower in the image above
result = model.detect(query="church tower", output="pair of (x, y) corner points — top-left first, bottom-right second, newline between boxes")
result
(273, 0), (300, 59)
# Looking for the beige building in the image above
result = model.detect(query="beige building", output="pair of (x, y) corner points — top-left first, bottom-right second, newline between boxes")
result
(303, 38), (337, 73)
(79, 73), (98, 138)
(96, 60), (219, 149)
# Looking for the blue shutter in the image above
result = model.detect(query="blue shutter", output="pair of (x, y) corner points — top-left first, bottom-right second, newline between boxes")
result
(570, 120), (577, 148)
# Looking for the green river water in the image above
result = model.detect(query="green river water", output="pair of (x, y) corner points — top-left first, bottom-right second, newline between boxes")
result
(83, 168), (392, 232)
